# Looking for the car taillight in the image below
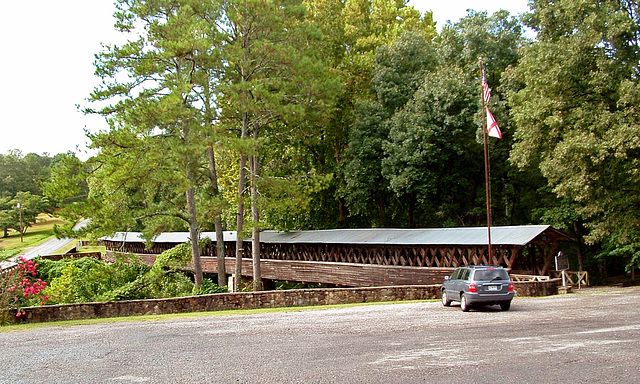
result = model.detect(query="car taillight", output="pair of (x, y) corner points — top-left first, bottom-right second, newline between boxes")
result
(508, 282), (514, 292)
(468, 283), (477, 293)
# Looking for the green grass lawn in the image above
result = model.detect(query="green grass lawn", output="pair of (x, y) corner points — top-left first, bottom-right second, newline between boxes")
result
(0, 214), (70, 260)
(78, 244), (107, 253)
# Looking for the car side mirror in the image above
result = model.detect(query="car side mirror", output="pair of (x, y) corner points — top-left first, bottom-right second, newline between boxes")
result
(444, 276), (450, 281)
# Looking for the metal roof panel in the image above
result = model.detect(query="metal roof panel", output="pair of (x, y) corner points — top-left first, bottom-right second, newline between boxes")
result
(101, 226), (556, 247)
(259, 226), (552, 246)
(101, 231), (237, 243)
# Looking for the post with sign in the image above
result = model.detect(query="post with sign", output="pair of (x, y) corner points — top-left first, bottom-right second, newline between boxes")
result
(555, 251), (570, 288)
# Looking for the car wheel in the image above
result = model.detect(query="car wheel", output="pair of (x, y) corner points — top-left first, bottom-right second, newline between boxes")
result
(500, 302), (511, 311)
(442, 290), (451, 307)
(460, 294), (470, 312)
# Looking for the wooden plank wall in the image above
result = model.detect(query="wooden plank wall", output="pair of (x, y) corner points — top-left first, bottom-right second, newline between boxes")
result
(107, 251), (453, 286)
(202, 257), (453, 287)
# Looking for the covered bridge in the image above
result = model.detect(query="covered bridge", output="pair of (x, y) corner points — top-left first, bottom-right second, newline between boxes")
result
(101, 225), (573, 287)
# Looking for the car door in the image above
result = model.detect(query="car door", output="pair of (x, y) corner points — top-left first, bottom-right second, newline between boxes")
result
(451, 268), (466, 300)
(457, 269), (470, 299)
(445, 269), (461, 300)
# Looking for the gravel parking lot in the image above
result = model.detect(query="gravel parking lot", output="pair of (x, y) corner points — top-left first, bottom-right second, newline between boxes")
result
(1, 286), (639, 383)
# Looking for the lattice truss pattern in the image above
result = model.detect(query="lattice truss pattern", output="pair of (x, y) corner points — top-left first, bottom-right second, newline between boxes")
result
(259, 244), (521, 269)
(104, 239), (565, 275)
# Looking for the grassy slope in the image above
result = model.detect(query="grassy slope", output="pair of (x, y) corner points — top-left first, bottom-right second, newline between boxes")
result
(0, 214), (69, 260)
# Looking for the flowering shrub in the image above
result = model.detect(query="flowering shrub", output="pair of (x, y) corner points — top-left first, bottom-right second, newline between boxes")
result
(1, 245), (227, 324)
(1, 257), (49, 323)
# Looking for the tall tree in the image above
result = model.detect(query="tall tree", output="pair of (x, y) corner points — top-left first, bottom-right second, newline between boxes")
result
(86, 0), (227, 288)
(0, 151), (55, 237)
(4, 192), (46, 242)
(382, 65), (482, 227)
(343, 31), (435, 226)
(218, 0), (339, 290)
(342, 11), (528, 228)
(0, 151), (52, 198)
(436, 10), (531, 227)
(506, 0), (640, 269)
(300, 0), (437, 228)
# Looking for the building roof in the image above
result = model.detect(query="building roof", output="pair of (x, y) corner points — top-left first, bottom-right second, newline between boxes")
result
(101, 225), (572, 247)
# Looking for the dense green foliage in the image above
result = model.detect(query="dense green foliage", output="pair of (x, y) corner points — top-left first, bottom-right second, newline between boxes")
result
(506, 0), (640, 271)
(342, 11), (529, 228)
(36, 246), (225, 305)
(7, 0), (640, 282)
(0, 151), (62, 238)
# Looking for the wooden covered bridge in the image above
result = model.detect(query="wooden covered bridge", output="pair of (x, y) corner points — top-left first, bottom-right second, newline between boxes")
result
(101, 225), (573, 287)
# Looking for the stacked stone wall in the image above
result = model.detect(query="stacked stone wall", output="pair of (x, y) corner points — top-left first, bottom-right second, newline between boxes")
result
(2, 279), (559, 325)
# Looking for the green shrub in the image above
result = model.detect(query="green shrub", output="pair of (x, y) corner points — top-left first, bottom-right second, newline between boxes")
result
(40, 256), (150, 304)
(192, 278), (227, 295)
(42, 263), (83, 304)
(32, 244), (227, 305)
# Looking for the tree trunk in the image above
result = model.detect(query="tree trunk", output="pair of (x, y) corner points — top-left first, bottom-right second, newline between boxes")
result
(235, 112), (250, 292)
(235, 154), (247, 292)
(182, 118), (203, 289)
(207, 147), (227, 287)
(250, 128), (262, 291)
(185, 186), (203, 289)
(408, 198), (415, 228)
(338, 198), (348, 226)
(18, 201), (24, 243)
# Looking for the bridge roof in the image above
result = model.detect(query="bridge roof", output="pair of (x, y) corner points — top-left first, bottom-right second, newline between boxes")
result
(259, 225), (572, 246)
(101, 225), (572, 247)
(102, 231), (238, 243)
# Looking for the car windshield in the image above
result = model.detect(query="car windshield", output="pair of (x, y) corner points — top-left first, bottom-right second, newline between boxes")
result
(474, 269), (509, 281)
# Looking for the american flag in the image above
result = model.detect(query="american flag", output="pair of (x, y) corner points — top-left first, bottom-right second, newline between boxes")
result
(482, 73), (491, 103)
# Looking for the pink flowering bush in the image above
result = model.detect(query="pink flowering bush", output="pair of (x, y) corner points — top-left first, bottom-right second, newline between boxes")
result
(1, 257), (49, 324)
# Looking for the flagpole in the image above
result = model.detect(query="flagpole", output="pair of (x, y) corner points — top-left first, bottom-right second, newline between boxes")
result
(480, 57), (493, 265)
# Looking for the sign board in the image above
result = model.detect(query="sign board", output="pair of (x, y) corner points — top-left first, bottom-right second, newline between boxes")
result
(555, 251), (569, 271)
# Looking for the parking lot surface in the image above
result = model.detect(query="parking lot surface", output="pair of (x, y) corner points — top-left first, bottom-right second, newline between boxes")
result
(1, 286), (639, 383)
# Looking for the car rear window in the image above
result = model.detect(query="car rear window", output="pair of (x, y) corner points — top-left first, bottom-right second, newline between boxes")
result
(474, 269), (509, 281)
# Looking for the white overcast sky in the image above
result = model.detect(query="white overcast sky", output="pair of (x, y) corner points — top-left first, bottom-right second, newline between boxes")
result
(0, 0), (530, 158)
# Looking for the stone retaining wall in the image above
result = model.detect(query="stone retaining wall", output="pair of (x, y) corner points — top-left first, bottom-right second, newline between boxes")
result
(2, 279), (561, 325)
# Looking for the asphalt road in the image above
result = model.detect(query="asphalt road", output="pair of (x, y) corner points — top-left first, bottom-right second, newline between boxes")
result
(0, 237), (74, 271)
(0, 220), (88, 271)
(1, 287), (640, 383)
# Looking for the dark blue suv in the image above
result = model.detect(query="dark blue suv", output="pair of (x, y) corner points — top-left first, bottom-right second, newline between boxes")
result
(441, 265), (514, 311)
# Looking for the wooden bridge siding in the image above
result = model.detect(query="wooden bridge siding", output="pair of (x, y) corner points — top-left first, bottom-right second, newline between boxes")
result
(257, 243), (518, 269)
(103, 239), (545, 286)
(104, 240), (521, 270)
(201, 257), (453, 287)
(105, 241), (244, 258)
(106, 250), (452, 286)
